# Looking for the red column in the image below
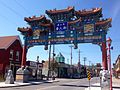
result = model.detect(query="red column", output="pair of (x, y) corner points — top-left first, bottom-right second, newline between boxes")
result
(21, 45), (27, 67)
(102, 42), (108, 70)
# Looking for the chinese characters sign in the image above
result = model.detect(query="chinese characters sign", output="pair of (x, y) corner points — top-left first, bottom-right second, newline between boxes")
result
(55, 22), (67, 31)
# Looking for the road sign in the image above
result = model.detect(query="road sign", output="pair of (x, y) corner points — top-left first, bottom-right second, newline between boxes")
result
(55, 22), (67, 31)
(87, 69), (91, 80)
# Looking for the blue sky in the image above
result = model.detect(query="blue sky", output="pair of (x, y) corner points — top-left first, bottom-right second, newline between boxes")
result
(0, 0), (120, 66)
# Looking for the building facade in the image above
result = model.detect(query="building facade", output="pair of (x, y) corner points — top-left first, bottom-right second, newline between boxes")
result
(26, 61), (43, 80)
(114, 55), (120, 78)
(42, 53), (72, 78)
(0, 36), (22, 80)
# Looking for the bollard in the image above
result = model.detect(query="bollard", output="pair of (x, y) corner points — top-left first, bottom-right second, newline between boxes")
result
(5, 70), (14, 84)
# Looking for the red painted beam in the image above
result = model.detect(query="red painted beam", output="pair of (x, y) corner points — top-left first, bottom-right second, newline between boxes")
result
(102, 42), (108, 70)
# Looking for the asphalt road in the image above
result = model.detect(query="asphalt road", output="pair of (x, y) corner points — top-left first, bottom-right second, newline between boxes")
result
(1, 77), (100, 90)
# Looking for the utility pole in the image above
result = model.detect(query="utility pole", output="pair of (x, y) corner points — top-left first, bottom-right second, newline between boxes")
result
(89, 61), (91, 73)
(89, 61), (91, 67)
(52, 44), (55, 80)
(78, 49), (81, 73)
(69, 45), (73, 65)
(83, 57), (87, 67)
(52, 45), (55, 68)
(69, 45), (73, 78)
(67, 58), (69, 64)
(78, 49), (80, 66)
(47, 43), (51, 80)
(83, 57), (87, 78)
(36, 56), (39, 80)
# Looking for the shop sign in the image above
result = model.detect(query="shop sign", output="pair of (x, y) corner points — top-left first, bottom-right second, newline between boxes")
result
(30, 61), (37, 67)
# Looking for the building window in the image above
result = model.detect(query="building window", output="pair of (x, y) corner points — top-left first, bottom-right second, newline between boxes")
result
(9, 50), (13, 60)
(16, 51), (19, 61)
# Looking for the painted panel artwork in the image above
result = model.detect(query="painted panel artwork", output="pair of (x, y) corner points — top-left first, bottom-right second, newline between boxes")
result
(84, 24), (94, 33)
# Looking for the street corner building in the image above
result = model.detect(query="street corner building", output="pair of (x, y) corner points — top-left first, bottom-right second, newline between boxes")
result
(0, 36), (23, 81)
(113, 55), (120, 78)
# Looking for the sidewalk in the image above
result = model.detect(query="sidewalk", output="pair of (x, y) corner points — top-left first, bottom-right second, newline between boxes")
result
(112, 77), (120, 87)
(0, 79), (59, 88)
(85, 77), (120, 90)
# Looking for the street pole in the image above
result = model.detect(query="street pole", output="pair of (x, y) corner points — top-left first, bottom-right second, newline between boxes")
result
(89, 80), (90, 90)
(78, 49), (81, 73)
(69, 45), (73, 78)
(52, 44), (55, 69)
(69, 45), (73, 65)
(109, 46), (112, 90)
(107, 37), (113, 90)
(83, 57), (87, 77)
(89, 61), (91, 68)
(83, 57), (87, 67)
(52, 44), (55, 80)
(36, 56), (39, 80)
(47, 43), (51, 80)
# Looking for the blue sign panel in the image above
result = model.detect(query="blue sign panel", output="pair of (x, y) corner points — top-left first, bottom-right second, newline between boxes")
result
(26, 32), (103, 46)
(55, 22), (67, 31)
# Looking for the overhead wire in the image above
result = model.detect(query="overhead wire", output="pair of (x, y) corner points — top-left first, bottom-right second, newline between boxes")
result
(0, 1), (120, 58)
(14, 0), (32, 15)
(0, 0), (24, 18)
(0, 0), (33, 30)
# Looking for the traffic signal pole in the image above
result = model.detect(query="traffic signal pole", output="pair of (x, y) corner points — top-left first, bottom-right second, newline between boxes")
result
(47, 43), (51, 80)
(69, 45), (73, 65)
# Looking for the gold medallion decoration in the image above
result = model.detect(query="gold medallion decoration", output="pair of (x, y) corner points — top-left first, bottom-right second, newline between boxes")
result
(84, 24), (94, 33)
(33, 29), (40, 39)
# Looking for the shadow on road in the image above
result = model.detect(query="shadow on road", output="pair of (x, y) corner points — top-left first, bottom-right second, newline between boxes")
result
(60, 84), (88, 87)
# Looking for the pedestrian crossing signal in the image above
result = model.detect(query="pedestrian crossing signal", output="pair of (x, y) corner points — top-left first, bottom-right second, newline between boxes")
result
(87, 69), (91, 80)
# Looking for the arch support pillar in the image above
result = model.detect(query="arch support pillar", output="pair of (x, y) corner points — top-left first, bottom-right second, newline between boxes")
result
(21, 45), (27, 67)
(102, 42), (108, 70)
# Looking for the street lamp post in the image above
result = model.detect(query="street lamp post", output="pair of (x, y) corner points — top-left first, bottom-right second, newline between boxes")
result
(83, 57), (87, 67)
(69, 45), (73, 78)
(107, 37), (112, 90)
(52, 44), (55, 80)
(78, 49), (81, 73)
(36, 56), (39, 80)
(47, 42), (51, 80)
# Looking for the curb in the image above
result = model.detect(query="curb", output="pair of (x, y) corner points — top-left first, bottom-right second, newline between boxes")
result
(0, 80), (59, 88)
(0, 83), (31, 88)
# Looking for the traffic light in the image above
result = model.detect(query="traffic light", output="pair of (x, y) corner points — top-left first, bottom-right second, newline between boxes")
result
(42, 60), (45, 63)
(44, 45), (48, 50)
(74, 44), (78, 49)
(53, 53), (56, 56)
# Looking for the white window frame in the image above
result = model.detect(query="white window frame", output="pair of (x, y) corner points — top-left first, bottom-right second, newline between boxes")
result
(9, 50), (14, 60)
(16, 51), (19, 61)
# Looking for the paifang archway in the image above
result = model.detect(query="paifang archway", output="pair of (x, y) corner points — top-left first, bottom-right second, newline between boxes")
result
(18, 6), (112, 70)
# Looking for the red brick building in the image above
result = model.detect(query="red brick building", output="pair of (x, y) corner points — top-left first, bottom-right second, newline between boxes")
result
(113, 55), (120, 78)
(0, 36), (22, 80)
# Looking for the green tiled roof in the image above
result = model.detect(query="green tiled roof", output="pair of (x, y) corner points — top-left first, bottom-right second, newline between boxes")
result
(56, 52), (65, 63)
